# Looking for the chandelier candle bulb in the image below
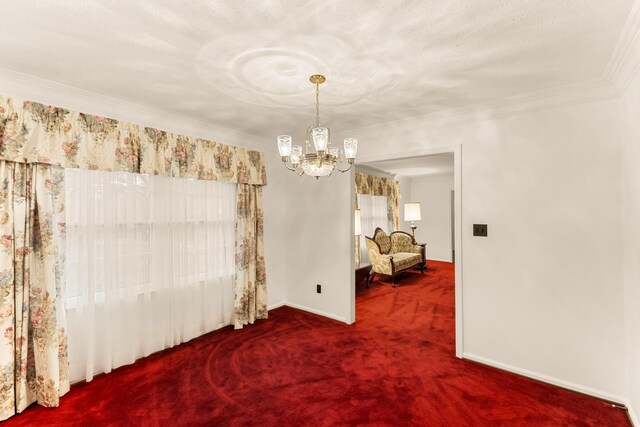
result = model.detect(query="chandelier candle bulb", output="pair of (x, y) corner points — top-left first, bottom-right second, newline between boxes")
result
(291, 145), (302, 167)
(276, 74), (358, 178)
(344, 137), (358, 162)
(312, 127), (329, 153)
(277, 135), (292, 160)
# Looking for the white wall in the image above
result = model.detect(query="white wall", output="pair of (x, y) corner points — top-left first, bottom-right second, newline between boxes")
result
(262, 154), (292, 309)
(264, 153), (356, 321)
(352, 97), (627, 402)
(620, 62), (640, 424)
(280, 167), (355, 323)
(265, 152), (356, 322)
(406, 174), (454, 262)
(397, 175), (412, 232)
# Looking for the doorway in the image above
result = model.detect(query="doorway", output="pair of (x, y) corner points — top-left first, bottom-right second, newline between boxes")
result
(350, 146), (463, 357)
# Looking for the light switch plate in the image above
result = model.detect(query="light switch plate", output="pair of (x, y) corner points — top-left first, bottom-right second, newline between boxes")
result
(473, 224), (488, 237)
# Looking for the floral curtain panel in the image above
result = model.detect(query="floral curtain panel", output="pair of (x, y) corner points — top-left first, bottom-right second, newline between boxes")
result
(0, 93), (268, 417)
(0, 161), (69, 421)
(233, 184), (268, 329)
(355, 172), (401, 231)
(0, 96), (267, 185)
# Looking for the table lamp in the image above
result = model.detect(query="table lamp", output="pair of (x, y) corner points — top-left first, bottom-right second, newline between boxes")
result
(404, 202), (421, 238)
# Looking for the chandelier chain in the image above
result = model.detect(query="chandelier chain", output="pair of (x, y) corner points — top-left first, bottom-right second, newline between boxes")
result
(315, 82), (320, 127)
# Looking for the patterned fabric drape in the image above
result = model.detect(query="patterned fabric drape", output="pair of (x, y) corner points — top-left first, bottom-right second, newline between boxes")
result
(0, 92), (269, 417)
(0, 96), (266, 185)
(233, 184), (267, 329)
(355, 172), (401, 230)
(0, 161), (69, 421)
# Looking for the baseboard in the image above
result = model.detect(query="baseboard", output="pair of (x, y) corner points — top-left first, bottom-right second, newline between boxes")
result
(280, 301), (348, 323)
(462, 352), (627, 406)
(268, 301), (286, 311)
(427, 257), (454, 263)
(627, 400), (639, 427)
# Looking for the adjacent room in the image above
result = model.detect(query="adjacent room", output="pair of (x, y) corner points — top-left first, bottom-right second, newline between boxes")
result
(0, 1), (639, 426)
(354, 153), (456, 314)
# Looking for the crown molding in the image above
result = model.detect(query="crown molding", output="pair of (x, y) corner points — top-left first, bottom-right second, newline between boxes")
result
(0, 29), (628, 151)
(345, 77), (619, 135)
(346, 2), (640, 135)
(605, 0), (640, 94)
(0, 67), (270, 152)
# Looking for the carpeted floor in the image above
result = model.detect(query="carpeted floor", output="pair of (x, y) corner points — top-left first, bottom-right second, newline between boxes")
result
(6, 261), (630, 426)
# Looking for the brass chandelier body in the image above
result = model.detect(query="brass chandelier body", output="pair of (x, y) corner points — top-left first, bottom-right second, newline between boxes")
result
(277, 75), (358, 179)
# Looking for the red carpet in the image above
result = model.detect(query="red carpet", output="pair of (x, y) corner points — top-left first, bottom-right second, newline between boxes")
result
(6, 261), (630, 426)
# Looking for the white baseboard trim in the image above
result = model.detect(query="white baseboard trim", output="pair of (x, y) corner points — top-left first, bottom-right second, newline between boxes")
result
(268, 301), (286, 311)
(427, 257), (454, 263)
(627, 400), (639, 426)
(280, 301), (348, 324)
(462, 352), (626, 406)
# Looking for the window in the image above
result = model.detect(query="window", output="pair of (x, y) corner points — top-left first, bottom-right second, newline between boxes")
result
(357, 194), (390, 265)
(64, 169), (236, 382)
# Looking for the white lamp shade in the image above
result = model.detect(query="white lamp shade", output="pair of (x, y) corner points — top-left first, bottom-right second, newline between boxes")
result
(312, 127), (329, 152)
(344, 137), (358, 159)
(277, 135), (292, 156)
(404, 202), (421, 221)
(354, 209), (362, 236)
(291, 145), (302, 165)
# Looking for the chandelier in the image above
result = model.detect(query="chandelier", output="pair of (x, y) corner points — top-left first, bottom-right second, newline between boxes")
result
(277, 74), (358, 179)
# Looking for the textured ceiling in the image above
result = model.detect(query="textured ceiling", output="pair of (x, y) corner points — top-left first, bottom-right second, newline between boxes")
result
(361, 153), (454, 178)
(0, 0), (634, 144)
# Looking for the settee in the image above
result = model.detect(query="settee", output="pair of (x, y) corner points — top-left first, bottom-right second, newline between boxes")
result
(364, 228), (425, 287)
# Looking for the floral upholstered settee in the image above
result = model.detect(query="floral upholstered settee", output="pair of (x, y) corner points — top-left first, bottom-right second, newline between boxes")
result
(365, 228), (425, 287)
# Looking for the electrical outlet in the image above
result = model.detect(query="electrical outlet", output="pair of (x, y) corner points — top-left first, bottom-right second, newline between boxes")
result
(473, 224), (488, 237)
(316, 284), (321, 294)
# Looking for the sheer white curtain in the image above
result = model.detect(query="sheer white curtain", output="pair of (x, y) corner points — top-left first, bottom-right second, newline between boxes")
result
(358, 194), (390, 265)
(64, 169), (236, 383)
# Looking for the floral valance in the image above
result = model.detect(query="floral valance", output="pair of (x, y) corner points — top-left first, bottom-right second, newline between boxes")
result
(356, 172), (400, 200)
(355, 172), (400, 199)
(355, 171), (401, 231)
(0, 95), (266, 185)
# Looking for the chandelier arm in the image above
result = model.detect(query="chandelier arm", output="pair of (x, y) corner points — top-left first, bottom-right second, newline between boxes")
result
(284, 163), (298, 172)
(336, 164), (353, 173)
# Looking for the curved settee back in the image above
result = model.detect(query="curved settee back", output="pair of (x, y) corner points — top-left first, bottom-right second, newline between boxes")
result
(365, 228), (425, 287)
